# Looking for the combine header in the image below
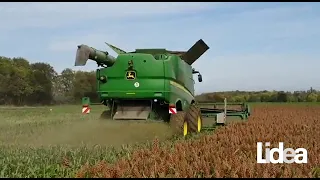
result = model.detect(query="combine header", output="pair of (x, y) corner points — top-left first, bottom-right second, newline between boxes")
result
(75, 39), (251, 136)
(198, 98), (251, 130)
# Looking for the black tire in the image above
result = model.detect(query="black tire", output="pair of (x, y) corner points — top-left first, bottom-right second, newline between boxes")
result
(169, 111), (188, 136)
(185, 104), (202, 133)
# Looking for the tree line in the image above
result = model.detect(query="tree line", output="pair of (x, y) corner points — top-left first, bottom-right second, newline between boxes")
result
(0, 56), (319, 106)
(196, 88), (320, 103)
(0, 56), (98, 106)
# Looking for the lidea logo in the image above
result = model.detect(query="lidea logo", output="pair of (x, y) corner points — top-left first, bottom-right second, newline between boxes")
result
(257, 142), (308, 164)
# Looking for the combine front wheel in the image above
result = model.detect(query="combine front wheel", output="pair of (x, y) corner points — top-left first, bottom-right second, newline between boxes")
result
(169, 112), (188, 136)
(186, 104), (202, 133)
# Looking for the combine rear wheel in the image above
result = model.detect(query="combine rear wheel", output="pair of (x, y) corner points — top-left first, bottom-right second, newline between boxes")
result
(186, 104), (202, 133)
(169, 112), (188, 136)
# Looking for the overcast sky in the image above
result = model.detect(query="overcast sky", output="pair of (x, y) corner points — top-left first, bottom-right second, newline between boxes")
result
(0, 2), (319, 94)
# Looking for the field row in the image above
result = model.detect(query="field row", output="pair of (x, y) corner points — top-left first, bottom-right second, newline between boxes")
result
(76, 105), (320, 178)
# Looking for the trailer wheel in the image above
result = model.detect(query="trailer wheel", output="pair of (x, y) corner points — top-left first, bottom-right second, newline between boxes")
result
(169, 111), (188, 136)
(186, 104), (202, 133)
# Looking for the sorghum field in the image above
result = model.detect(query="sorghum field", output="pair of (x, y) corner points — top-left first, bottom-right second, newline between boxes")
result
(0, 103), (319, 178)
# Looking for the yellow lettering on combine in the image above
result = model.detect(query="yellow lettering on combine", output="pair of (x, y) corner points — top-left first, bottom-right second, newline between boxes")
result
(169, 81), (194, 98)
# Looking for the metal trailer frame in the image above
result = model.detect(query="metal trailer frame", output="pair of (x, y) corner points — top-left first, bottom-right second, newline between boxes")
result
(198, 98), (251, 130)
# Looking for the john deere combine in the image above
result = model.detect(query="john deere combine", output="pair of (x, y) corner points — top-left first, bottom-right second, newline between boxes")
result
(75, 39), (251, 136)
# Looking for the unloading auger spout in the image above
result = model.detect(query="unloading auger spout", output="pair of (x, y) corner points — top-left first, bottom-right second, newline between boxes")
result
(75, 44), (116, 67)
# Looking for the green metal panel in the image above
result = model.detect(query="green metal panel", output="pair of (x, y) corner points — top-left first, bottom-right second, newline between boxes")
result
(163, 55), (195, 110)
(97, 53), (167, 100)
(95, 52), (196, 108)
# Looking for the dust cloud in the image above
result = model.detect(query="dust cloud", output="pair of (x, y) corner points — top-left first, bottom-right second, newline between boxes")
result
(29, 120), (174, 148)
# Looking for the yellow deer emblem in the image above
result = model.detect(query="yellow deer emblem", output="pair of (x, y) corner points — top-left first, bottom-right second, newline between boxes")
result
(126, 71), (136, 80)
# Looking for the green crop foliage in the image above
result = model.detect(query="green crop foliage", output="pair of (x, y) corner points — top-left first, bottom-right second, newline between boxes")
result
(0, 105), (188, 177)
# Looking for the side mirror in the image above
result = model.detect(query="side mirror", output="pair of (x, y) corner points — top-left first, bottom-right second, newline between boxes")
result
(198, 74), (202, 82)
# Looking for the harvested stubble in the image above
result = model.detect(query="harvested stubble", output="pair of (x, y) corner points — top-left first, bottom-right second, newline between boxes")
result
(76, 105), (320, 178)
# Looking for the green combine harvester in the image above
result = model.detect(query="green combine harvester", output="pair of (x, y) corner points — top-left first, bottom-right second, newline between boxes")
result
(75, 39), (251, 136)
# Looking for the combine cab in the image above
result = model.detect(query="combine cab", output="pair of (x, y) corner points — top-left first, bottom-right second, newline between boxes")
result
(75, 39), (251, 137)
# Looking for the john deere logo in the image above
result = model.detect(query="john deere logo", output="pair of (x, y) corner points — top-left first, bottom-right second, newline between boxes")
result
(126, 71), (136, 80)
